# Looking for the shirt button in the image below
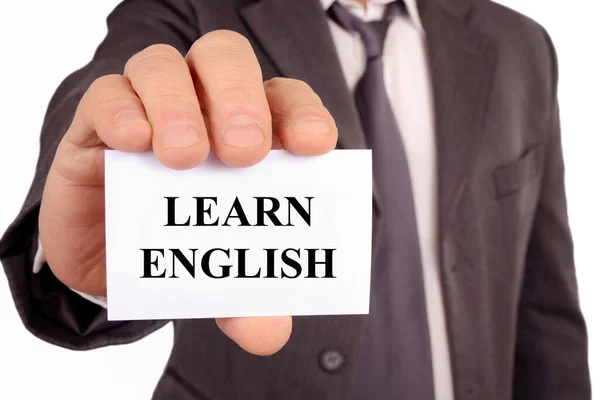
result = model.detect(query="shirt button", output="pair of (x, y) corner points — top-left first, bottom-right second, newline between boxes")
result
(318, 348), (346, 374)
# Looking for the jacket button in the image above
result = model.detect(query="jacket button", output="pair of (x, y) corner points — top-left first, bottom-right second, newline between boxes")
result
(318, 348), (346, 374)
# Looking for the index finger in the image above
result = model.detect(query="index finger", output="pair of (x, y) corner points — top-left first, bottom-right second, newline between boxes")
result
(124, 44), (210, 170)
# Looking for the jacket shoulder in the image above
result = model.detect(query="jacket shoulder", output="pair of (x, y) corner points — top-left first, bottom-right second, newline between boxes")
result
(470, 1), (558, 128)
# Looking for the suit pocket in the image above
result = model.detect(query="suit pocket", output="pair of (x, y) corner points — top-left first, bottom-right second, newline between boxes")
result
(493, 142), (543, 199)
(152, 368), (212, 400)
(492, 142), (544, 264)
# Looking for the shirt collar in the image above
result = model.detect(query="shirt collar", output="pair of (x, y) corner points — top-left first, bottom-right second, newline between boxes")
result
(320, 0), (424, 33)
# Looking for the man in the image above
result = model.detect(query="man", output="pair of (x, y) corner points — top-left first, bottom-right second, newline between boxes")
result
(0, 0), (591, 398)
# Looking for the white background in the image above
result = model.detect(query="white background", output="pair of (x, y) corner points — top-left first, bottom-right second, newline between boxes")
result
(0, 0), (598, 398)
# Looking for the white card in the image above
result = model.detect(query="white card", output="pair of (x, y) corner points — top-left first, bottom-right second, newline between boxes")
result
(105, 149), (372, 320)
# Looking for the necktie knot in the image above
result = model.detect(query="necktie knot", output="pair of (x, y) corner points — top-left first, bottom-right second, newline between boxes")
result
(328, 1), (401, 59)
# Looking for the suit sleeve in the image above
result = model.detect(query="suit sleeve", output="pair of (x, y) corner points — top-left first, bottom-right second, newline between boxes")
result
(0, 0), (199, 350)
(512, 27), (591, 399)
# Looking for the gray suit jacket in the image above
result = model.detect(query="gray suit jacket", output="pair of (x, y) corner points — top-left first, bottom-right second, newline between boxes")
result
(0, 0), (591, 398)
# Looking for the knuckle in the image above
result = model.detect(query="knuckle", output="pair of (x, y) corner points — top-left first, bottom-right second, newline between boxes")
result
(264, 78), (324, 112)
(217, 79), (264, 98)
(189, 31), (255, 70)
(193, 30), (252, 53)
(208, 85), (265, 111)
(94, 90), (128, 109)
(145, 43), (181, 56)
(188, 31), (263, 89)
(87, 74), (122, 96)
(264, 77), (313, 93)
(143, 89), (199, 111)
(125, 44), (183, 76)
(86, 75), (133, 111)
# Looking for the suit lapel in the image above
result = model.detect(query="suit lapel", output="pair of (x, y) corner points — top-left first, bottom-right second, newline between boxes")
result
(420, 0), (496, 238)
(419, 0), (497, 395)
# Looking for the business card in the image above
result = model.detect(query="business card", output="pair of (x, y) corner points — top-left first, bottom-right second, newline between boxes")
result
(105, 149), (372, 320)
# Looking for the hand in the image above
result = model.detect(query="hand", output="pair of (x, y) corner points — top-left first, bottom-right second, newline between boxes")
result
(38, 30), (338, 356)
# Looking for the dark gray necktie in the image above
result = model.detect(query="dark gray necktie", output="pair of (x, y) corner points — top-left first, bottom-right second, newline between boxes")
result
(329, 3), (435, 399)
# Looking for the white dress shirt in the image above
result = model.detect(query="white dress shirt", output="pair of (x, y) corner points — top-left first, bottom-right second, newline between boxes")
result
(34, 0), (453, 398)
(321, 0), (454, 398)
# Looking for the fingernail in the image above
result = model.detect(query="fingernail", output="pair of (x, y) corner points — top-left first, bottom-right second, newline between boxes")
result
(114, 110), (146, 126)
(294, 117), (330, 135)
(223, 117), (265, 148)
(162, 122), (201, 148)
